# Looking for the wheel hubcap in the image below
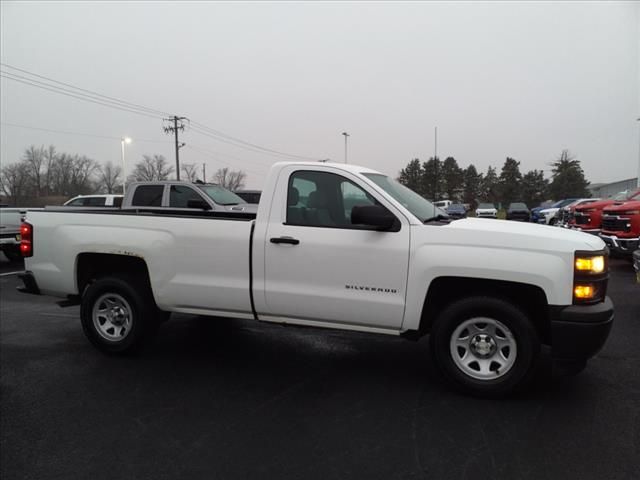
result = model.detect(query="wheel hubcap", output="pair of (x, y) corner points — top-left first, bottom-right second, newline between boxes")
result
(92, 293), (133, 342)
(449, 317), (517, 380)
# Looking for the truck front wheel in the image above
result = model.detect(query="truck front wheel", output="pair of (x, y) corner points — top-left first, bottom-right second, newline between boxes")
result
(430, 296), (540, 397)
(80, 275), (158, 354)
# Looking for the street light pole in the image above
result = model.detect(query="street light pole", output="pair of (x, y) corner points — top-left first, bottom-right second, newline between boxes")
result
(121, 137), (132, 194)
(342, 132), (350, 164)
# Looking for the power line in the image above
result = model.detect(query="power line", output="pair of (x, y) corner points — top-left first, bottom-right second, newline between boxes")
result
(1, 62), (171, 117)
(1, 121), (171, 144)
(1, 63), (326, 162)
(0, 72), (164, 119)
(185, 145), (267, 177)
(190, 121), (323, 161)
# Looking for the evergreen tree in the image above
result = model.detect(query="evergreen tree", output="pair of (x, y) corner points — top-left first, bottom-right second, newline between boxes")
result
(498, 157), (523, 206)
(397, 158), (424, 195)
(521, 169), (548, 207)
(462, 164), (482, 208)
(440, 156), (464, 201)
(549, 150), (590, 199)
(481, 166), (500, 204)
(422, 157), (444, 202)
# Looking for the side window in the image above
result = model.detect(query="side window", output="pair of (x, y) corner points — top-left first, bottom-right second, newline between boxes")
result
(286, 171), (381, 228)
(85, 197), (106, 206)
(113, 197), (123, 207)
(169, 185), (205, 208)
(66, 198), (85, 206)
(131, 185), (164, 207)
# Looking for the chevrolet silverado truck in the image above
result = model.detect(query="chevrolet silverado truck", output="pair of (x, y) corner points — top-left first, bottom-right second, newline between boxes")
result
(18, 162), (614, 396)
(573, 190), (640, 234)
(123, 181), (258, 213)
(599, 197), (640, 256)
(0, 207), (23, 262)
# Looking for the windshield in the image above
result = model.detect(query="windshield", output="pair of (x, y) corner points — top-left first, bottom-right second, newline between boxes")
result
(362, 173), (441, 222)
(199, 185), (247, 206)
(510, 203), (528, 209)
(448, 204), (465, 211)
(478, 203), (495, 209)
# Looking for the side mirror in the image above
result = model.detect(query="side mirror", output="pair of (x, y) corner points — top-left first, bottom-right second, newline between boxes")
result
(351, 205), (397, 231)
(187, 198), (212, 210)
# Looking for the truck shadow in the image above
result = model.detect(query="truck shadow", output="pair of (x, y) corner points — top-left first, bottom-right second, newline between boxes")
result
(133, 314), (592, 402)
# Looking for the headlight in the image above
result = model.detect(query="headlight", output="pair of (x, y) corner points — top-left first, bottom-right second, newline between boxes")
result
(573, 251), (608, 304)
(575, 255), (605, 274)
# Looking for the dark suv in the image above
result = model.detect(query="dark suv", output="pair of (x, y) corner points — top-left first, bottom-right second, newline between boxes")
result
(506, 202), (531, 222)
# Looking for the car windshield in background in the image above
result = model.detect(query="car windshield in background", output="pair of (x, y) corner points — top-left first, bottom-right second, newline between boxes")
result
(510, 203), (528, 210)
(448, 204), (465, 211)
(199, 185), (247, 206)
(478, 203), (495, 209)
(362, 173), (439, 222)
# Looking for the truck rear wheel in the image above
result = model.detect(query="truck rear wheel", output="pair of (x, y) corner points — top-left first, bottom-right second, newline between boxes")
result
(430, 296), (540, 397)
(80, 275), (158, 354)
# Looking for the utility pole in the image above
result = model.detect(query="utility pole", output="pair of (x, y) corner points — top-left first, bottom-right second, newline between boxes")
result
(163, 116), (188, 180)
(342, 132), (350, 164)
(202, 163), (206, 183)
(433, 126), (438, 203)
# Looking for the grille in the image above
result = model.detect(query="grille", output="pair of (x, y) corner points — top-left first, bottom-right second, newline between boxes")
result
(574, 213), (590, 225)
(602, 216), (631, 232)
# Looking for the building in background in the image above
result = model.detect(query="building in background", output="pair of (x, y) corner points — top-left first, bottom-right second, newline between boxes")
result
(588, 178), (638, 198)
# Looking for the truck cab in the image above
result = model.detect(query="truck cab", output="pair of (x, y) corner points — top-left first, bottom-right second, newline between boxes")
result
(124, 181), (258, 213)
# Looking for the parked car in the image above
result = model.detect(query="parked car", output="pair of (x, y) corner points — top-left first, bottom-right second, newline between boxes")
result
(475, 202), (497, 218)
(434, 200), (452, 209)
(20, 161), (614, 396)
(557, 198), (601, 227)
(445, 203), (467, 219)
(0, 206), (23, 262)
(538, 198), (580, 225)
(506, 203), (531, 221)
(234, 189), (262, 204)
(64, 194), (123, 207)
(599, 198), (640, 256)
(574, 190), (640, 234)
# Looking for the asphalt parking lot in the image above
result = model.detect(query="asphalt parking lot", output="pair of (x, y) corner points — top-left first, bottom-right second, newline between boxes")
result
(1, 254), (638, 480)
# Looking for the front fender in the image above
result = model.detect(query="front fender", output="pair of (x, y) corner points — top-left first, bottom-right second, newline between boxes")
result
(402, 244), (572, 331)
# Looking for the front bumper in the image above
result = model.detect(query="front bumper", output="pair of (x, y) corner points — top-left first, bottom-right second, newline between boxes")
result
(599, 234), (640, 255)
(550, 297), (614, 361)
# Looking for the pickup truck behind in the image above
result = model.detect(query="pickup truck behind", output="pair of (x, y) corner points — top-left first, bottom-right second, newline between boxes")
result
(0, 207), (23, 262)
(124, 181), (258, 213)
(20, 162), (614, 396)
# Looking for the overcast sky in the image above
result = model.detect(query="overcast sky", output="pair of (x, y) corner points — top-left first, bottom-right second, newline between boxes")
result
(1, 1), (639, 189)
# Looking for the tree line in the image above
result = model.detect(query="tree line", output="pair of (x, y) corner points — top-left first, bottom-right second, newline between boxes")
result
(0, 145), (247, 206)
(397, 150), (590, 208)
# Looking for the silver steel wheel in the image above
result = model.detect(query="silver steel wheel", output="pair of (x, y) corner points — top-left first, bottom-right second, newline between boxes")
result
(92, 293), (133, 342)
(449, 317), (517, 380)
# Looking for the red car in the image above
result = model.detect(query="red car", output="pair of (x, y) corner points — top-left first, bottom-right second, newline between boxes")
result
(573, 190), (640, 234)
(599, 196), (640, 256)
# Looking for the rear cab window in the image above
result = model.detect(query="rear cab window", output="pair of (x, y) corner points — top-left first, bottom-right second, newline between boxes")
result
(131, 186), (164, 207)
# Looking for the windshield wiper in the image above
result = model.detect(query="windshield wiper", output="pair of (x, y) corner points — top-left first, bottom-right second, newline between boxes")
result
(423, 214), (450, 223)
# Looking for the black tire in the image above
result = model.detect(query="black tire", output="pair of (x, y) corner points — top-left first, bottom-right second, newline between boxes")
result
(3, 248), (23, 263)
(549, 218), (557, 226)
(80, 275), (160, 354)
(429, 296), (540, 397)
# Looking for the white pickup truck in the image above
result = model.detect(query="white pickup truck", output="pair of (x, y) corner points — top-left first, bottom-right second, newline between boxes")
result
(19, 162), (614, 396)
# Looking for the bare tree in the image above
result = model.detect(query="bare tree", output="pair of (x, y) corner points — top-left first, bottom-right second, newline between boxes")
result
(0, 162), (31, 206)
(43, 145), (57, 196)
(127, 155), (174, 183)
(22, 145), (45, 196)
(180, 163), (199, 182)
(213, 167), (246, 190)
(98, 162), (123, 193)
